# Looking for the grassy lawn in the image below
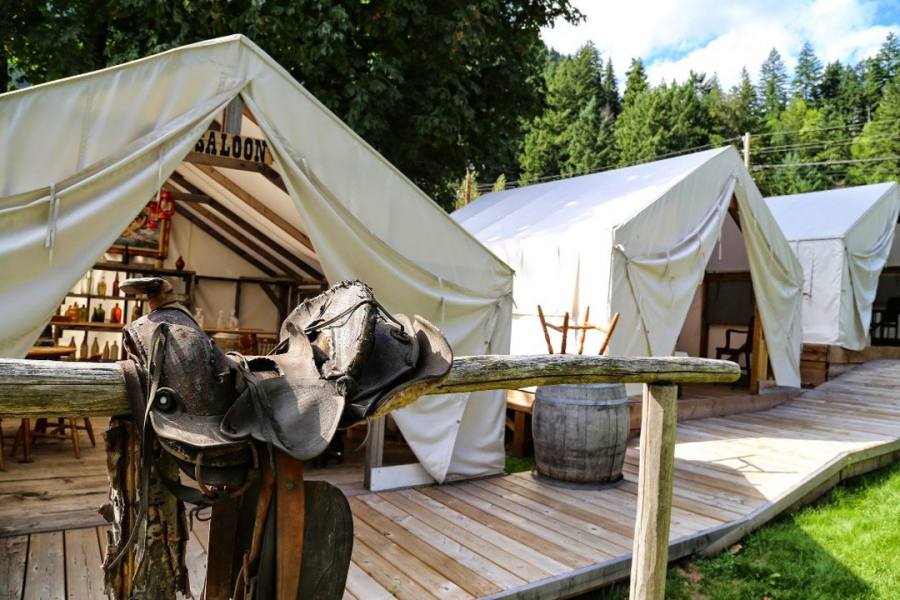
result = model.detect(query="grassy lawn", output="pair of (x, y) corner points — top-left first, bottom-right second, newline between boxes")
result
(580, 460), (900, 599)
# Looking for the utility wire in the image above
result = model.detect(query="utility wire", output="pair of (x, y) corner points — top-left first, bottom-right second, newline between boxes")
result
(752, 132), (900, 155)
(751, 155), (900, 170)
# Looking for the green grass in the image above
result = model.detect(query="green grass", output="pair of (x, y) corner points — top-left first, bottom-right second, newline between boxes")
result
(580, 460), (900, 599)
(505, 453), (535, 474)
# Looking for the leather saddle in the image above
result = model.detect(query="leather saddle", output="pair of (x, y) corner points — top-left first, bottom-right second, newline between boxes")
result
(120, 278), (451, 487)
(114, 279), (452, 597)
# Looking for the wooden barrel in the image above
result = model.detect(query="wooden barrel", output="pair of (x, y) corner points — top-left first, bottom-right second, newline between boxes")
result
(533, 383), (628, 484)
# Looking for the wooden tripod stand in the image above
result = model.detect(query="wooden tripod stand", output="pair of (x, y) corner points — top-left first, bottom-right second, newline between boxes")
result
(537, 305), (620, 355)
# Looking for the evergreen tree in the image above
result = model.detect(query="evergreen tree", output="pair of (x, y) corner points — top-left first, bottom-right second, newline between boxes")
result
(622, 58), (649, 107)
(726, 67), (762, 136)
(519, 42), (615, 181)
(819, 60), (844, 104)
(759, 48), (789, 116)
(862, 33), (900, 119)
(614, 87), (664, 164)
(792, 41), (823, 103)
(703, 75), (729, 142)
(851, 77), (900, 183)
(602, 58), (621, 116)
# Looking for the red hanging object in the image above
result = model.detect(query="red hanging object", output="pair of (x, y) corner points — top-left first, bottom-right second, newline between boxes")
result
(158, 190), (176, 219)
(146, 199), (159, 229)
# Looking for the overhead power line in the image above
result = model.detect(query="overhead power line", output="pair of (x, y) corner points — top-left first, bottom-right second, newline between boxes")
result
(751, 155), (900, 170)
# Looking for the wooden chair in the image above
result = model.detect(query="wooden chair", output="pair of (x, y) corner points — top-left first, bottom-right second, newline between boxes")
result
(715, 319), (752, 381)
(873, 297), (900, 344)
(10, 417), (96, 461)
(505, 306), (620, 457)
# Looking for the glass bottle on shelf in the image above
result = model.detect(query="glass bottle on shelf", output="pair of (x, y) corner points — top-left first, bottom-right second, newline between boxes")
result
(79, 304), (88, 322)
(216, 309), (225, 329)
(194, 307), (205, 328)
(97, 304), (106, 323)
(67, 336), (76, 359)
(228, 310), (240, 330)
(111, 340), (120, 361)
(90, 337), (100, 360)
(102, 341), (110, 361)
(112, 303), (122, 324)
(112, 272), (120, 297)
(97, 274), (107, 296)
(80, 332), (88, 360)
(81, 272), (91, 295)
(133, 303), (143, 321)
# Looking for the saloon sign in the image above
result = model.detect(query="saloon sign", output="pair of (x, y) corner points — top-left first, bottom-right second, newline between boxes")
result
(195, 131), (273, 165)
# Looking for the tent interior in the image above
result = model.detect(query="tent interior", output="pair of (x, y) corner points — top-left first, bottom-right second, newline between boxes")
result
(454, 147), (803, 395)
(0, 36), (515, 491)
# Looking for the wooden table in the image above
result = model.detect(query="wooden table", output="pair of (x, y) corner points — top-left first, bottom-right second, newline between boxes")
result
(12, 347), (78, 462)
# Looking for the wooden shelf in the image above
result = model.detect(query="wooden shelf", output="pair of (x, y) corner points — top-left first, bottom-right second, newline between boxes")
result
(93, 262), (195, 278)
(64, 293), (131, 301)
(53, 321), (125, 331)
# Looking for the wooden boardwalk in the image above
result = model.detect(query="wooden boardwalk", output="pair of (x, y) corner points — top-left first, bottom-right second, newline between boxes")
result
(3, 360), (900, 599)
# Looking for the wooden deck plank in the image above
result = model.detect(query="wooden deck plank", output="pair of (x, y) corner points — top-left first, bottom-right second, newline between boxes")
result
(64, 527), (105, 600)
(352, 516), (473, 599)
(423, 486), (598, 568)
(24, 531), (64, 600)
(358, 493), (527, 590)
(345, 561), (394, 600)
(349, 496), (500, 597)
(380, 491), (554, 581)
(0, 535), (28, 600)
(351, 538), (443, 600)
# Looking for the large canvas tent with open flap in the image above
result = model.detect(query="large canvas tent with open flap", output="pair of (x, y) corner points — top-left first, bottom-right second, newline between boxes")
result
(0, 35), (515, 484)
(454, 146), (805, 387)
(765, 182), (900, 351)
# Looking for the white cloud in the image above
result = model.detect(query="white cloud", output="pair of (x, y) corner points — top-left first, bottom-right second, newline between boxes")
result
(541, 0), (899, 88)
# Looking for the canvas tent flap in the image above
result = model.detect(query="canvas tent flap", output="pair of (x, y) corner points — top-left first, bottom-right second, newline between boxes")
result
(766, 183), (900, 350)
(455, 147), (804, 387)
(0, 35), (513, 483)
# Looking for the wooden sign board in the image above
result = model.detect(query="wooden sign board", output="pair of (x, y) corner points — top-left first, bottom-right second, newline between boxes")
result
(195, 131), (273, 165)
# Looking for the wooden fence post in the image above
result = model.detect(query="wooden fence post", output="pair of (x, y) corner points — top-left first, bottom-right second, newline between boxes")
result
(629, 383), (678, 600)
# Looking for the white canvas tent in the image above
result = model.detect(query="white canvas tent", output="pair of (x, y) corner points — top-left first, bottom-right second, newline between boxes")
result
(765, 182), (900, 350)
(0, 35), (514, 484)
(454, 147), (804, 387)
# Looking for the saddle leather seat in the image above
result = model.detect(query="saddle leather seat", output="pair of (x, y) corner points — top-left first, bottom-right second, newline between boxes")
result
(120, 278), (452, 488)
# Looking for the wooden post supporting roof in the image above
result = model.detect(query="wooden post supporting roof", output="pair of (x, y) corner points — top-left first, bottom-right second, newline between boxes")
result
(750, 306), (768, 395)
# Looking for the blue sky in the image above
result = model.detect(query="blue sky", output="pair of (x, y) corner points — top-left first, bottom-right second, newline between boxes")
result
(541, 0), (900, 88)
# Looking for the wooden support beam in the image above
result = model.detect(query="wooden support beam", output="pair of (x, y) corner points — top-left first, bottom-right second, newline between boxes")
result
(259, 283), (282, 312)
(630, 383), (678, 600)
(191, 164), (315, 253)
(177, 205), (278, 277)
(0, 355), (739, 418)
(750, 306), (768, 395)
(183, 202), (302, 280)
(168, 172), (323, 281)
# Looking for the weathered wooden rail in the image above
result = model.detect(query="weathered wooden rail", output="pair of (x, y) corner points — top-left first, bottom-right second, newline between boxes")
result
(0, 354), (739, 600)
